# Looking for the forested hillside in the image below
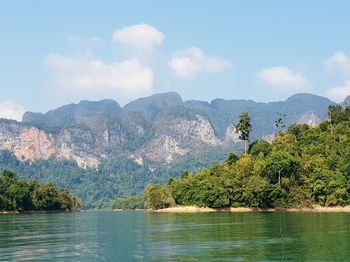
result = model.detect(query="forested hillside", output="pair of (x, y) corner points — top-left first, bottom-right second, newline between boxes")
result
(0, 149), (228, 209)
(0, 92), (340, 209)
(145, 105), (350, 209)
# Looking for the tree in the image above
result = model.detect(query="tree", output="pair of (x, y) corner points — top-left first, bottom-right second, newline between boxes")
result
(110, 195), (144, 210)
(288, 124), (303, 142)
(58, 189), (73, 210)
(249, 140), (272, 157)
(225, 152), (239, 165)
(144, 184), (173, 209)
(275, 114), (286, 132)
(328, 105), (343, 125)
(235, 112), (252, 154)
(0, 170), (81, 212)
(264, 152), (299, 187)
(32, 184), (60, 210)
(328, 105), (343, 138)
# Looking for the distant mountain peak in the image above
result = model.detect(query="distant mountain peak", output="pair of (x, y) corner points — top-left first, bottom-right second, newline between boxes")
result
(124, 92), (183, 108)
(123, 92), (183, 121)
(342, 95), (350, 106)
(22, 99), (122, 132)
(7, 91), (336, 168)
(286, 93), (332, 102)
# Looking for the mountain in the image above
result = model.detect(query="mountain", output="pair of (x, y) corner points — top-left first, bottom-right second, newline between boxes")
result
(123, 92), (183, 121)
(0, 93), (335, 168)
(185, 93), (333, 139)
(0, 92), (339, 208)
(342, 95), (350, 107)
(23, 99), (122, 132)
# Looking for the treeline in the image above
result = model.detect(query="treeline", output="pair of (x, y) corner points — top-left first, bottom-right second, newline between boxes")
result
(0, 170), (81, 212)
(110, 195), (145, 210)
(144, 105), (350, 209)
(0, 149), (228, 209)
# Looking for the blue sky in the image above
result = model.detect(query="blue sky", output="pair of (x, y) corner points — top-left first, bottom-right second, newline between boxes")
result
(1, 0), (350, 120)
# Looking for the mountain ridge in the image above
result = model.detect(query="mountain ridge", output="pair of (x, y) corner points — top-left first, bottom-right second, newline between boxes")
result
(0, 92), (338, 168)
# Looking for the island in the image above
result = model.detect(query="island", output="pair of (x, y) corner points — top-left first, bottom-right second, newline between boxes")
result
(0, 170), (81, 213)
(142, 105), (350, 211)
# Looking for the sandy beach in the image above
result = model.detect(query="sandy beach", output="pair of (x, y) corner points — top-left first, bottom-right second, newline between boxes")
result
(154, 205), (350, 213)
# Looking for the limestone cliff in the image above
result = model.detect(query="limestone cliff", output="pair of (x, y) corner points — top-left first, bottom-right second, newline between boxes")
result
(137, 114), (222, 163)
(0, 92), (335, 168)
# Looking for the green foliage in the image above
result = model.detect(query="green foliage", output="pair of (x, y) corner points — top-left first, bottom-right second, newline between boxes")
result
(328, 105), (345, 125)
(235, 112), (252, 153)
(169, 164), (232, 208)
(32, 184), (60, 210)
(249, 140), (272, 157)
(0, 148), (229, 209)
(110, 195), (145, 210)
(144, 184), (174, 209)
(146, 106), (350, 209)
(264, 151), (300, 185)
(225, 152), (239, 166)
(0, 170), (80, 212)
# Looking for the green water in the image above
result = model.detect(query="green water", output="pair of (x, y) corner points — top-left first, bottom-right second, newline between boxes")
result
(0, 212), (350, 261)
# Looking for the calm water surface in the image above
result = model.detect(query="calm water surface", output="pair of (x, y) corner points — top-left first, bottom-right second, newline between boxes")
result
(0, 211), (350, 261)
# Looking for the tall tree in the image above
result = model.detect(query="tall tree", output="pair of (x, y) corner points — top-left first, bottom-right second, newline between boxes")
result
(328, 105), (343, 138)
(235, 112), (252, 154)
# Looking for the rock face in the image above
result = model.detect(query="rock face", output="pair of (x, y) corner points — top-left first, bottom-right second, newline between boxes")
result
(0, 120), (101, 168)
(342, 96), (350, 107)
(137, 113), (221, 163)
(225, 125), (241, 144)
(0, 92), (336, 168)
(297, 111), (321, 127)
(0, 120), (56, 161)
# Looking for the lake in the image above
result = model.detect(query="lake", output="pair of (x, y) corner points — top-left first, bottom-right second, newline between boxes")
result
(0, 211), (350, 261)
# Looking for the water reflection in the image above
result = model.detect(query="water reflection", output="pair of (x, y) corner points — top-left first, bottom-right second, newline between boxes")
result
(139, 212), (350, 261)
(0, 212), (350, 261)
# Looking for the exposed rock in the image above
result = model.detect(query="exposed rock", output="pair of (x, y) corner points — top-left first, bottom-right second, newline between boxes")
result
(342, 95), (350, 107)
(0, 92), (337, 168)
(164, 114), (221, 146)
(130, 154), (144, 165)
(0, 120), (101, 168)
(225, 125), (241, 144)
(262, 134), (275, 144)
(0, 121), (56, 161)
(136, 114), (221, 163)
(297, 111), (321, 127)
(139, 135), (189, 163)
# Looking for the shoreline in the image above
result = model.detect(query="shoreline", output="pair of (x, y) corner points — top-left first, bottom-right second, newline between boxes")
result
(154, 205), (350, 213)
(0, 211), (20, 215)
(0, 210), (80, 215)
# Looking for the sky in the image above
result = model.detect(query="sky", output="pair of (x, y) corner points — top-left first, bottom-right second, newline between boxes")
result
(1, 0), (350, 120)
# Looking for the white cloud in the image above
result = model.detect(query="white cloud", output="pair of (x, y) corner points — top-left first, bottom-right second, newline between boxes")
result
(46, 53), (153, 97)
(256, 66), (310, 91)
(168, 47), (231, 78)
(113, 23), (165, 50)
(326, 80), (350, 102)
(0, 101), (25, 122)
(325, 51), (350, 75)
